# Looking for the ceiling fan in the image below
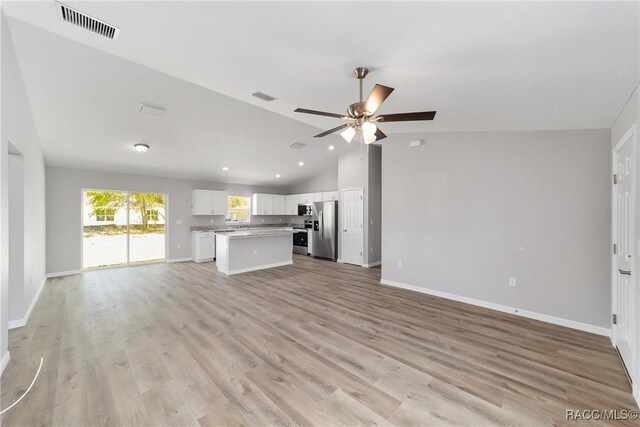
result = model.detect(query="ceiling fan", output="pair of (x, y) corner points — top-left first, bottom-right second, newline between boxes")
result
(294, 67), (436, 144)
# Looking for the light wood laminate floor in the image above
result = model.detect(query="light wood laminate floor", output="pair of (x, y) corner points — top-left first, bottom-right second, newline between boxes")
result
(1, 255), (637, 426)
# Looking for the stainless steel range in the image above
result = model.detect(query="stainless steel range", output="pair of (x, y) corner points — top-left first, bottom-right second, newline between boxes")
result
(292, 220), (313, 255)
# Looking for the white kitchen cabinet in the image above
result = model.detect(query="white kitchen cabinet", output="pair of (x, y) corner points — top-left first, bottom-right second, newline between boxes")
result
(192, 190), (213, 215)
(322, 191), (338, 201)
(273, 194), (287, 215)
(299, 193), (312, 204)
(191, 230), (215, 262)
(192, 189), (228, 215)
(212, 191), (228, 216)
(252, 193), (274, 215)
(286, 194), (299, 215)
(311, 192), (323, 202)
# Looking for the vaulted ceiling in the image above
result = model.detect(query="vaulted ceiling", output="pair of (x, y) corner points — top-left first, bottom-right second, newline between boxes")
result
(3, 1), (638, 185)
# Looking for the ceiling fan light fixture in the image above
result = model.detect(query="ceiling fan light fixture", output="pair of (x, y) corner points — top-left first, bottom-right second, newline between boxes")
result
(363, 132), (377, 145)
(340, 126), (356, 143)
(362, 121), (377, 141)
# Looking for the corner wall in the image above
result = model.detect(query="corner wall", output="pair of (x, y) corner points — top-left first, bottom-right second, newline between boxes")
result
(1, 12), (47, 344)
(382, 129), (611, 330)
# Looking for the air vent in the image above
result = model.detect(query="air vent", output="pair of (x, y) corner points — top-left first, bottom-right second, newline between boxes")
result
(251, 91), (277, 102)
(140, 104), (166, 117)
(289, 142), (306, 150)
(58, 2), (119, 40)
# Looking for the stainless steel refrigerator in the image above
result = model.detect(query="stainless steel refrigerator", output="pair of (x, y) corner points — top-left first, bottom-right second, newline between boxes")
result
(311, 201), (338, 261)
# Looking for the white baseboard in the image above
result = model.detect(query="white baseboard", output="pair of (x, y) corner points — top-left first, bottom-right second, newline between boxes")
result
(0, 351), (10, 377)
(337, 259), (343, 263)
(220, 260), (293, 275)
(362, 261), (381, 268)
(380, 278), (611, 337)
(46, 270), (81, 278)
(167, 257), (192, 263)
(9, 277), (47, 330)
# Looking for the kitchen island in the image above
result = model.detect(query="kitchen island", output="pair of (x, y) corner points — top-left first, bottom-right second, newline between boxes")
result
(215, 228), (293, 275)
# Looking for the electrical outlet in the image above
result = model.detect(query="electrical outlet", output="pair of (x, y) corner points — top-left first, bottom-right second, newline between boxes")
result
(397, 260), (402, 268)
(176, 219), (182, 225)
(210, 219), (214, 224)
(177, 243), (181, 249)
(261, 219), (265, 223)
(370, 246), (374, 253)
(509, 277), (517, 287)
(253, 249), (258, 255)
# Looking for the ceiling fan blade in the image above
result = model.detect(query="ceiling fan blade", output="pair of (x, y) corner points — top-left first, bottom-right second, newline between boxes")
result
(377, 111), (437, 122)
(314, 123), (351, 138)
(294, 108), (347, 119)
(363, 84), (394, 115)
(374, 128), (387, 141)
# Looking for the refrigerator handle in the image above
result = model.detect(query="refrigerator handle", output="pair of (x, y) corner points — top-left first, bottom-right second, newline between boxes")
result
(319, 210), (324, 240)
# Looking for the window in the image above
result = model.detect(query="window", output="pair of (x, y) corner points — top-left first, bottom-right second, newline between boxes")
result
(227, 196), (250, 223)
(146, 209), (159, 222)
(95, 208), (115, 222)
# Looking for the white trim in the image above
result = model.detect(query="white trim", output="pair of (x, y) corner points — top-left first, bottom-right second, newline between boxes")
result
(0, 351), (10, 377)
(634, 383), (640, 408)
(167, 257), (192, 263)
(337, 259), (344, 263)
(362, 261), (381, 268)
(46, 270), (81, 278)
(8, 278), (47, 330)
(219, 260), (292, 276)
(380, 278), (611, 337)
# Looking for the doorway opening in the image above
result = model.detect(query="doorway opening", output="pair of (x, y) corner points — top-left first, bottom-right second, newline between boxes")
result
(82, 190), (166, 269)
(8, 142), (25, 327)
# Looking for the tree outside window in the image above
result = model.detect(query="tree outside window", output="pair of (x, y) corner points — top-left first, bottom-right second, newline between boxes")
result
(227, 196), (250, 223)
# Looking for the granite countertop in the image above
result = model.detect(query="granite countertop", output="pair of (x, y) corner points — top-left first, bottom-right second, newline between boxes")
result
(191, 224), (298, 232)
(215, 228), (293, 239)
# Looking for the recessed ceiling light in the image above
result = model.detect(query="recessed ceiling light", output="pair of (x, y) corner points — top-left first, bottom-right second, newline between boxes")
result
(298, 161), (304, 166)
(328, 145), (335, 150)
(222, 166), (229, 171)
(275, 174), (281, 178)
(134, 143), (149, 153)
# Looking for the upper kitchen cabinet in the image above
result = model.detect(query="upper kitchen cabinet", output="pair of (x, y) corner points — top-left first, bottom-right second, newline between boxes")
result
(322, 191), (338, 201)
(252, 193), (274, 215)
(312, 192), (323, 202)
(286, 194), (299, 215)
(298, 193), (313, 204)
(273, 195), (287, 215)
(192, 189), (229, 215)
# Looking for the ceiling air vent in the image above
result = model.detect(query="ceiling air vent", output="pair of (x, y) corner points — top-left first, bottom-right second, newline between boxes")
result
(289, 143), (306, 150)
(58, 2), (119, 40)
(251, 91), (277, 102)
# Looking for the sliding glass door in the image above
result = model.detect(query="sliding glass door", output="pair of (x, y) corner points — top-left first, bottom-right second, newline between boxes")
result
(82, 190), (166, 269)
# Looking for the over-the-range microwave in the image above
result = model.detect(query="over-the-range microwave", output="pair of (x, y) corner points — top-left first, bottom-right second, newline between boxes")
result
(298, 204), (312, 216)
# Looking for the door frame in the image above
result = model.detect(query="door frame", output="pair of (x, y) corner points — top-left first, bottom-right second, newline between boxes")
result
(340, 187), (364, 266)
(611, 124), (639, 389)
(80, 188), (169, 271)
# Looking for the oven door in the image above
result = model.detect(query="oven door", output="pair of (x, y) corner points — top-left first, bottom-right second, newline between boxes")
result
(292, 230), (308, 254)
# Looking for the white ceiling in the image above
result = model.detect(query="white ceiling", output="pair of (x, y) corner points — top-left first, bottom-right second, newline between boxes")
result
(3, 1), (638, 185)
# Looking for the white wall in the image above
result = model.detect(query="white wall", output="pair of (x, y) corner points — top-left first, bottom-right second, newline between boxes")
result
(46, 166), (294, 274)
(382, 129), (611, 330)
(8, 152), (24, 323)
(287, 162), (338, 194)
(1, 12), (47, 341)
(610, 83), (640, 401)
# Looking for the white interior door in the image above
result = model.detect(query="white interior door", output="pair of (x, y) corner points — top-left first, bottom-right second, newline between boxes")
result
(613, 126), (637, 380)
(342, 188), (363, 265)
